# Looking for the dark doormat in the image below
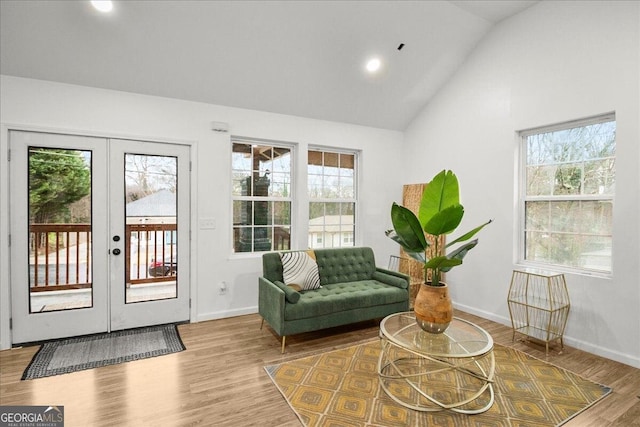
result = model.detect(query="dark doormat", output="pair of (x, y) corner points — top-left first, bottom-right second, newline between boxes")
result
(22, 324), (185, 380)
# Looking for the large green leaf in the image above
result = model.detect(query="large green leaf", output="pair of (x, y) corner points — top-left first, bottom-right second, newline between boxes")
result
(405, 250), (426, 264)
(424, 204), (464, 236)
(445, 219), (493, 248)
(419, 170), (460, 227)
(424, 256), (462, 270)
(389, 203), (427, 252)
(441, 239), (478, 272)
(385, 230), (427, 258)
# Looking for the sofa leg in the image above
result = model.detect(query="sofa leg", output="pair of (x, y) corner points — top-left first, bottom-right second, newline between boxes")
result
(260, 318), (264, 330)
(281, 336), (286, 354)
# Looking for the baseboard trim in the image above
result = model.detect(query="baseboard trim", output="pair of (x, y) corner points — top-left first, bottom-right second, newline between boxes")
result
(454, 302), (640, 369)
(197, 306), (258, 323)
(453, 302), (512, 327)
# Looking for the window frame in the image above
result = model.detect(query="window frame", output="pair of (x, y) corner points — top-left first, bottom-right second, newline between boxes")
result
(517, 113), (616, 277)
(230, 137), (295, 256)
(307, 146), (359, 249)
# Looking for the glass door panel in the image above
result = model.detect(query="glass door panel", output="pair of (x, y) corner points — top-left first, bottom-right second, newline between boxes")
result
(109, 139), (190, 332)
(28, 147), (94, 312)
(124, 153), (178, 303)
(10, 131), (109, 344)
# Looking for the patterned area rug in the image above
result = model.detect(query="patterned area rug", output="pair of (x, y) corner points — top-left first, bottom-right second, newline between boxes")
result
(265, 341), (611, 427)
(22, 324), (185, 380)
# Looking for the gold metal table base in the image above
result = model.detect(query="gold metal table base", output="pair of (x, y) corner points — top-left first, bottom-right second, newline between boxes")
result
(377, 314), (496, 414)
(378, 341), (495, 414)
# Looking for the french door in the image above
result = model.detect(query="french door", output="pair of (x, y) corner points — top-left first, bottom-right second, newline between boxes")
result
(9, 131), (190, 344)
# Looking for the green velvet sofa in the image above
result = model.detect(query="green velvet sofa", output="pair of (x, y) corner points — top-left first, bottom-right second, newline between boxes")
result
(259, 247), (409, 352)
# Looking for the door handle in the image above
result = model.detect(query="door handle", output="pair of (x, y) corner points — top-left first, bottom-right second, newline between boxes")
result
(112, 248), (121, 255)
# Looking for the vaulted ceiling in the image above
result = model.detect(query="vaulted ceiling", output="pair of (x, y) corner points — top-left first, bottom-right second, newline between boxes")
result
(0, 1), (537, 130)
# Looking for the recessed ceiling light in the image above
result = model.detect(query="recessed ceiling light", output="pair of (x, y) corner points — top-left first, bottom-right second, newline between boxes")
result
(91, 0), (113, 13)
(366, 58), (382, 73)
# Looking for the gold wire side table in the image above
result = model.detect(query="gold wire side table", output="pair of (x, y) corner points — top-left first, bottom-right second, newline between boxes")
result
(507, 269), (570, 354)
(378, 312), (495, 414)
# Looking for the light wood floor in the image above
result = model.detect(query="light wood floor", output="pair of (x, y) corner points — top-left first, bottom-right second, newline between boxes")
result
(1, 310), (639, 426)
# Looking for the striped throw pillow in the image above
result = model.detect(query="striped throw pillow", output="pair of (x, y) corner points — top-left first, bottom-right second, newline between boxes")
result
(280, 250), (321, 291)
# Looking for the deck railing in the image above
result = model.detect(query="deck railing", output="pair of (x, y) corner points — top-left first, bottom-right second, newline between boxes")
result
(125, 223), (177, 285)
(30, 223), (177, 291)
(30, 224), (92, 292)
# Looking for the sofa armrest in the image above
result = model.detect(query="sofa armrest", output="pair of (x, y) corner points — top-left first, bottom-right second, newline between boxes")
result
(273, 280), (301, 303)
(373, 268), (410, 289)
(258, 277), (288, 336)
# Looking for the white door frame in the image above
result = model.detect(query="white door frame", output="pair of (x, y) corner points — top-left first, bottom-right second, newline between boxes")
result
(2, 125), (195, 346)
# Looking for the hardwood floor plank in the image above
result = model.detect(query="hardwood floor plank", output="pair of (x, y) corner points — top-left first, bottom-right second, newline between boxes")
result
(1, 310), (638, 426)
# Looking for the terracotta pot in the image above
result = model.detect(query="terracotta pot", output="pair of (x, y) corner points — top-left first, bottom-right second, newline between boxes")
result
(414, 282), (453, 333)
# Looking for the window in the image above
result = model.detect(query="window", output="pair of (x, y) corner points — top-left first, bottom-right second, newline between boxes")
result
(308, 149), (357, 248)
(232, 140), (292, 253)
(519, 114), (615, 274)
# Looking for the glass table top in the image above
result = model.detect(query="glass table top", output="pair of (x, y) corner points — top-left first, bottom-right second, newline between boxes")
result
(380, 312), (493, 358)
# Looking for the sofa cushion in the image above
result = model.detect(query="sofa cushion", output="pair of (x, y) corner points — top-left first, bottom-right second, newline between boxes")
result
(284, 280), (407, 321)
(315, 247), (376, 285)
(280, 250), (321, 290)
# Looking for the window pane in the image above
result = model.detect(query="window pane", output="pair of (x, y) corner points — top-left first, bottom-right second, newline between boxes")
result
(308, 150), (323, 166)
(232, 171), (251, 196)
(269, 172), (289, 197)
(234, 227), (252, 253)
(323, 175), (339, 197)
(308, 174), (322, 196)
(583, 158), (615, 195)
(340, 153), (355, 170)
(525, 201), (549, 232)
(273, 201), (291, 225)
(549, 201), (581, 233)
(340, 202), (355, 216)
(553, 164), (582, 195)
(124, 153), (178, 303)
(273, 226), (291, 250)
(254, 201), (269, 225)
(324, 152), (339, 168)
(580, 236), (612, 271)
(547, 233), (580, 267)
(272, 147), (291, 173)
(324, 202), (341, 216)
(521, 115), (615, 273)
(526, 165), (555, 196)
(581, 201), (612, 235)
(28, 147), (93, 312)
(252, 174), (270, 197)
(233, 200), (252, 226)
(254, 227), (270, 251)
(232, 143), (252, 171)
(309, 202), (324, 221)
(525, 231), (548, 262)
(339, 176), (354, 198)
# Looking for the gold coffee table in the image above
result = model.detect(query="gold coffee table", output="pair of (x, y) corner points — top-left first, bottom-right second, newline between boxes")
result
(378, 312), (495, 414)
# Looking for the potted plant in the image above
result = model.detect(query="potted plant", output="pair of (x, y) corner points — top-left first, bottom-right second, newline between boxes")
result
(386, 169), (491, 333)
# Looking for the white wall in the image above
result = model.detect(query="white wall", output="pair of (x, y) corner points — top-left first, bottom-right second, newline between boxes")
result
(403, 1), (640, 367)
(0, 75), (404, 349)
